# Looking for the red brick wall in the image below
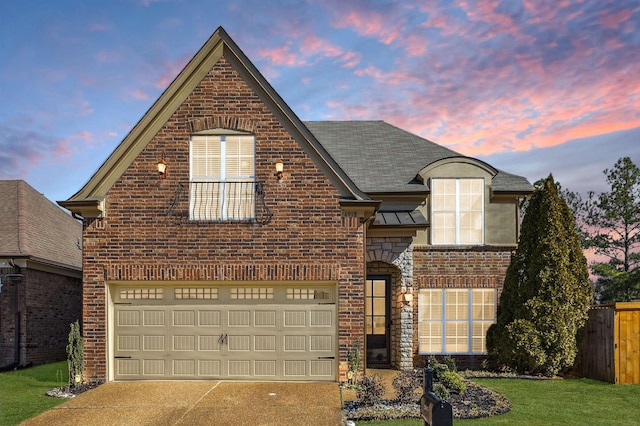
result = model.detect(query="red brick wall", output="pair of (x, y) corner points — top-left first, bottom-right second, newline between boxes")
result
(81, 56), (365, 382)
(0, 268), (81, 367)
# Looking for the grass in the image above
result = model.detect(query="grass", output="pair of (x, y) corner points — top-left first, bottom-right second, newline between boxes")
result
(0, 362), (68, 426)
(359, 378), (640, 425)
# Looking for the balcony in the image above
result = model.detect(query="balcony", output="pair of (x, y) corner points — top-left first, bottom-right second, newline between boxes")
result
(167, 181), (272, 225)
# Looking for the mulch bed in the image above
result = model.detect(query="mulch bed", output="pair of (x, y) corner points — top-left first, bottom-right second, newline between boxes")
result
(45, 382), (102, 399)
(342, 380), (511, 422)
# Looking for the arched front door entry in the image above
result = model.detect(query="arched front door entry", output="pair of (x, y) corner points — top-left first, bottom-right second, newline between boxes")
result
(365, 275), (390, 368)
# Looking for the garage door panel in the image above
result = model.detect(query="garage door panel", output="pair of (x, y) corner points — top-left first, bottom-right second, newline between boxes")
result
(228, 310), (250, 326)
(112, 285), (336, 381)
(284, 311), (306, 327)
(143, 359), (165, 375)
(143, 310), (164, 326)
(198, 335), (221, 351)
(199, 310), (221, 326)
(254, 335), (276, 351)
(228, 334), (250, 351)
(173, 359), (195, 375)
(173, 310), (195, 326)
(117, 310), (140, 326)
(143, 335), (165, 351)
(117, 335), (140, 351)
(284, 335), (306, 351)
(310, 360), (333, 377)
(199, 360), (220, 376)
(254, 310), (276, 327)
(173, 335), (196, 351)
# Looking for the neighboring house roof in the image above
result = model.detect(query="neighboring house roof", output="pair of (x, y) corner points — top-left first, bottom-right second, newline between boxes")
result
(0, 180), (82, 271)
(304, 120), (533, 196)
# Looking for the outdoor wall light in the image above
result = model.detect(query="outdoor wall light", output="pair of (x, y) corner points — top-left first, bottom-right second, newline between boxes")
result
(402, 291), (413, 306)
(157, 156), (168, 179)
(275, 161), (284, 180)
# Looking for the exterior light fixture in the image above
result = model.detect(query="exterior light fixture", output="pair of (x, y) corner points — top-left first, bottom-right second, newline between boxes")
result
(402, 291), (413, 306)
(275, 161), (284, 180)
(157, 156), (168, 179)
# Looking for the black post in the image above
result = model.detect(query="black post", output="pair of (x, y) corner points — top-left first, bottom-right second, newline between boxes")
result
(424, 362), (434, 393)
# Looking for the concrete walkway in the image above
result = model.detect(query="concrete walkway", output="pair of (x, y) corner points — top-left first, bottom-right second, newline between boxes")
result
(21, 381), (343, 426)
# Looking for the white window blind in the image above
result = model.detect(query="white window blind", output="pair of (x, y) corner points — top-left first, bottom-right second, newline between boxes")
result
(418, 288), (495, 354)
(190, 135), (255, 220)
(432, 178), (484, 244)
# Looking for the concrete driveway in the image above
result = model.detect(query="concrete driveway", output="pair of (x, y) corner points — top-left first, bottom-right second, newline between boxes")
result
(21, 381), (343, 426)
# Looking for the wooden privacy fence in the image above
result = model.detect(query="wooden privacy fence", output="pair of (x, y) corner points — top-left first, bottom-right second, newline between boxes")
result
(577, 302), (640, 384)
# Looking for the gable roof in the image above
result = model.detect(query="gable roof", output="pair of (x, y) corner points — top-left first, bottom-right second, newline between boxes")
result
(59, 27), (369, 216)
(304, 120), (533, 195)
(0, 180), (82, 271)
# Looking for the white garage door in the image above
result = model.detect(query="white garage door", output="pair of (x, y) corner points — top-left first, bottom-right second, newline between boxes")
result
(111, 284), (336, 381)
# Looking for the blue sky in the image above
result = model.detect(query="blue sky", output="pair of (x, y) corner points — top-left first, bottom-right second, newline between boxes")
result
(1, 0), (639, 203)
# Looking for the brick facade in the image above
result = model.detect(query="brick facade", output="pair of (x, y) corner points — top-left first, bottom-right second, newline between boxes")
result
(0, 267), (82, 367)
(80, 56), (366, 382)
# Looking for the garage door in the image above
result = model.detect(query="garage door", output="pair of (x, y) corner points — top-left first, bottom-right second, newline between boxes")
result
(111, 284), (336, 381)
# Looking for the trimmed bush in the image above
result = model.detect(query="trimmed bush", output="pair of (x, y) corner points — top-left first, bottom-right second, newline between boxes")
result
(432, 382), (450, 400)
(439, 371), (466, 394)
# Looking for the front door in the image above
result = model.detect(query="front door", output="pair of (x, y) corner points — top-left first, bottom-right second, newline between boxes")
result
(365, 275), (390, 367)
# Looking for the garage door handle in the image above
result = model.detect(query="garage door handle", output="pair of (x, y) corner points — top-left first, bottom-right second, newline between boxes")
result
(115, 356), (132, 359)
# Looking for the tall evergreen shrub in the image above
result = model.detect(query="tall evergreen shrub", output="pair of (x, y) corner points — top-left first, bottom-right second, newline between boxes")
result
(486, 175), (592, 376)
(66, 320), (84, 388)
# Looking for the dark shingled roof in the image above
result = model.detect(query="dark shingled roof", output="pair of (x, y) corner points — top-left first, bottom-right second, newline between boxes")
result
(304, 120), (532, 195)
(0, 180), (82, 270)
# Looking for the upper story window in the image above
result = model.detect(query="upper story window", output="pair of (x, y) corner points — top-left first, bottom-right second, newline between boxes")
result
(190, 135), (256, 221)
(431, 178), (484, 244)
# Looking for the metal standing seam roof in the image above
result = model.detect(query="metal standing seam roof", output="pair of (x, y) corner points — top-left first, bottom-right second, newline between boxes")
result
(303, 120), (533, 195)
(373, 210), (428, 227)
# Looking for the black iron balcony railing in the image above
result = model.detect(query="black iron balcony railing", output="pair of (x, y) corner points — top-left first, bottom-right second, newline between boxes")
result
(167, 181), (273, 225)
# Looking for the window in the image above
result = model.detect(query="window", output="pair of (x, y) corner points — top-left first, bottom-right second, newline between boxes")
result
(190, 135), (256, 220)
(431, 178), (484, 244)
(418, 288), (495, 354)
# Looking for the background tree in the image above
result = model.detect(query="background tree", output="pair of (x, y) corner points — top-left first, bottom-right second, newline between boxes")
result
(581, 157), (640, 302)
(487, 175), (592, 376)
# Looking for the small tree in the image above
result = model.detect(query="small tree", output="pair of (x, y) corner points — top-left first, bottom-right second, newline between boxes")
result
(582, 157), (640, 302)
(487, 175), (593, 376)
(66, 320), (84, 388)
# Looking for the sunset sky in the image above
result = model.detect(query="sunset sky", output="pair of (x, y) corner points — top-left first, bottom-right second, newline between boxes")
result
(1, 0), (638, 203)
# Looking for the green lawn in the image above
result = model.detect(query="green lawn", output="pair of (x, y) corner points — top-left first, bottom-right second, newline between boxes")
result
(0, 362), (68, 426)
(361, 378), (640, 426)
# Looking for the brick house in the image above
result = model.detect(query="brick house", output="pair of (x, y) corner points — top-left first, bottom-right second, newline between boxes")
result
(1, 180), (82, 368)
(59, 27), (532, 383)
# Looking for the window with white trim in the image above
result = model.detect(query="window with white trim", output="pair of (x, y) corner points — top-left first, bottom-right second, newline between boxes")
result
(190, 135), (256, 220)
(418, 288), (495, 354)
(431, 178), (484, 244)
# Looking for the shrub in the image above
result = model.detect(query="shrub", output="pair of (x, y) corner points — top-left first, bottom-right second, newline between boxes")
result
(347, 342), (362, 384)
(357, 374), (386, 406)
(66, 320), (84, 388)
(432, 383), (450, 400)
(392, 370), (422, 404)
(439, 370), (466, 394)
(442, 355), (458, 372)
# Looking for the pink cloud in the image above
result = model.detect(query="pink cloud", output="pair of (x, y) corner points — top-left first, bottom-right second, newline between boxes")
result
(257, 43), (305, 67)
(153, 52), (192, 89)
(598, 8), (633, 29)
(131, 89), (149, 100)
(329, 4), (403, 45)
